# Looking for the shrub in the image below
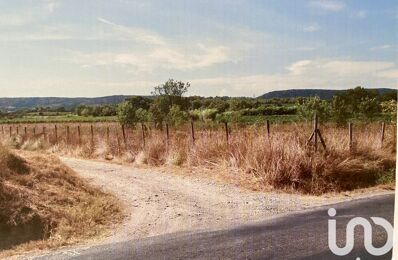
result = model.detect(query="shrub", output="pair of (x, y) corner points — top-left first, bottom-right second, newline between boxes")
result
(167, 105), (188, 126)
(297, 96), (331, 122)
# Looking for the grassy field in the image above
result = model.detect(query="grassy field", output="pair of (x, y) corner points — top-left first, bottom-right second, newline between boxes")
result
(0, 112), (117, 124)
(1, 120), (395, 194)
(0, 113), (393, 125)
(0, 114), (117, 124)
(0, 114), (298, 124)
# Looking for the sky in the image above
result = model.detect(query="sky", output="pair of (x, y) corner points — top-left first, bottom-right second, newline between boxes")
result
(0, 0), (397, 97)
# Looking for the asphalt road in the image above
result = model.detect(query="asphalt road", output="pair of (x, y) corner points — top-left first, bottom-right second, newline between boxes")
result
(37, 194), (394, 260)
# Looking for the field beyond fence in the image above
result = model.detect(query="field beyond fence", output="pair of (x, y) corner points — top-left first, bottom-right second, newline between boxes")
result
(1, 120), (396, 194)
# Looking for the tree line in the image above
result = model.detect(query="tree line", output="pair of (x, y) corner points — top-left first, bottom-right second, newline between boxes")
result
(0, 79), (396, 125)
(116, 79), (397, 127)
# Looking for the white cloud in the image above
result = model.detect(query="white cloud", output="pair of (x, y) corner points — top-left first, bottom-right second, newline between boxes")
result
(309, 0), (345, 12)
(303, 24), (320, 32)
(6, 58), (395, 97)
(286, 60), (313, 75)
(370, 45), (392, 50)
(190, 59), (397, 96)
(67, 18), (232, 72)
(97, 17), (166, 45)
(377, 69), (398, 79)
(68, 44), (230, 72)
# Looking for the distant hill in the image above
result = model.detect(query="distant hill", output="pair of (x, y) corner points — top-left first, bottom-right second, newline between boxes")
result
(0, 95), (135, 110)
(1, 88), (396, 111)
(258, 88), (396, 100)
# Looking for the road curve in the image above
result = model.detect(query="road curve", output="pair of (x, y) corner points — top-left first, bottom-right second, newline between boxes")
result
(53, 157), (340, 242)
(36, 194), (394, 260)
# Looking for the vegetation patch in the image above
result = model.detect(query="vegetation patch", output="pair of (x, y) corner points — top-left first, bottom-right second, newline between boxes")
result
(0, 145), (123, 257)
(0, 84), (396, 196)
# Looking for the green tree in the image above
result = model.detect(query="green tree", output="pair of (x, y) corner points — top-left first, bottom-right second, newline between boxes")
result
(75, 105), (90, 116)
(380, 91), (398, 102)
(357, 97), (380, 120)
(151, 79), (190, 107)
(80, 107), (92, 117)
(117, 96), (153, 126)
(101, 105), (117, 116)
(215, 111), (241, 123)
(149, 95), (171, 124)
(125, 96), (151, 110)
(167, 105), (188, 126)
(117, 102), (136, 126)
(331, 87), (381, 124)
(381, 100), (397, 122)
(331, 95), (350, 125)
(208, 98), (229, 112)
(297, 96), (331, 122)
(228, 98), (252, 111)
(135, 108), (152, 122)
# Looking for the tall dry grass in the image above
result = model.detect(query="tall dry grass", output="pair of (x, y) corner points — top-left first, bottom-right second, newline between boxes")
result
(0, 144), (123, 256)
(1, 121), (396, 194)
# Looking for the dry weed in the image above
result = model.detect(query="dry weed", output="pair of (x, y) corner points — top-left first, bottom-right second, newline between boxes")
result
(0, 145), (123, 257)
(0, 122), (395, 194)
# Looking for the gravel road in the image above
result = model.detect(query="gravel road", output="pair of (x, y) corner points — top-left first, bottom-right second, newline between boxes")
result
(59, 157), (380, 243)
(15, 157), (393, 259)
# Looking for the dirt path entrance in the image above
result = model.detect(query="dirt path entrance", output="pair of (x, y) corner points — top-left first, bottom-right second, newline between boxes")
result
(60, 157), (346, 243)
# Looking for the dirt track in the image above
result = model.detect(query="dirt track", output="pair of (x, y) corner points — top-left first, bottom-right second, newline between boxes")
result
(59, 157), (368, 243)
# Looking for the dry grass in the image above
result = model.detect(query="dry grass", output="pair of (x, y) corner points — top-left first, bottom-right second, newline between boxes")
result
(1, 121), (396, 194)
(0, 144), (123, 257)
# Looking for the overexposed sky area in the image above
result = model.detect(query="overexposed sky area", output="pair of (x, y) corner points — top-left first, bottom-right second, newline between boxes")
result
(0, 0), (397, 97)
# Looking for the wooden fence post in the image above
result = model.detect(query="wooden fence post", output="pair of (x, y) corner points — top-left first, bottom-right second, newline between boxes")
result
(90, 125), (94, 146)
(191, 121), (195, 144)
(33, 126), (36, 136)
(313, 113), (318, 152)
(16, 126), (19, 135)
(66, 126), (70, 144)
(54, 125), (58, 143)
(1, 126), (3, 136)
(43, 126), (46, 140)
(24, 126), (27, 137)
(224, 122), (229, 144)
(106, 126), (110, 145)
(380, 122), (385, 148)
(77, 125), (81, 145)
(349, 122), (353, 151)
(306, 112), (326, 152)
(266, 119), (270, 139)
(121, 125), (126, 146)
(166, 123), (170, 143)
(141, 123), (146, 148)
(9, 126), (12, 137)
(117, 135), (121, 155)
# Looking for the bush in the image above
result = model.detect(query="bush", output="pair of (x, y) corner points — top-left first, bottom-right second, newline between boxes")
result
(298, 96), (331, 122)
(135, 108), (152, 122)
(381, 100), (397, 122)
(190, 109), (218, 122)
(216, 111), (241, 123)
(241, 105), (297, 116)
(167, 105), (188, 126)
(117, 102), (136, 126)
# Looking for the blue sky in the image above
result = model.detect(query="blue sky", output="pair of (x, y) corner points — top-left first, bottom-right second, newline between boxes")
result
(0, 0), (396, 97)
